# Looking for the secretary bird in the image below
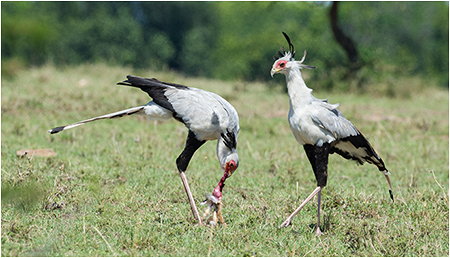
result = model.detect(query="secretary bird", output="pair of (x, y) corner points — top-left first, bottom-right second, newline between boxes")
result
(49, 75), (239, 225)
(271, 32), (393, 235)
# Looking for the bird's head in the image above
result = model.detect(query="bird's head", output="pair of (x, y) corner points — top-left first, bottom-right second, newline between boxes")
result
(223, 152), (239, 178)
(271, 32), (316, 77)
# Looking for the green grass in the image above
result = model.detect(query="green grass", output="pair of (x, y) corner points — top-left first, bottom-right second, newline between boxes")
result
(1, 64), (448, 256)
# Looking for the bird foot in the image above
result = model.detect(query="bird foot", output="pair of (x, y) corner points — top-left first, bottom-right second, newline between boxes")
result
(279, 218), (292, 228)
(201, 194), (226, 227)
(316, 227), (323, 236)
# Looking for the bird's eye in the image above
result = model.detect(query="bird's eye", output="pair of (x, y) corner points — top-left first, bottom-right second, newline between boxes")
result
(279, 62), (285, 67)
(228, 161), (236, 169)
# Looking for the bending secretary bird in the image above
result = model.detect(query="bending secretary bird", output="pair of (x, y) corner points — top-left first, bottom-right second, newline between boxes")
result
(271, 32), (393, 235)
(49, 75), (240, 225)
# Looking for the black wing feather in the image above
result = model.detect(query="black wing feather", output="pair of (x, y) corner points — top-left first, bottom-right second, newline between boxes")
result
(118, 75), (189, 115)
(331, 133), (387, 172)
(118, 75), (193, 124)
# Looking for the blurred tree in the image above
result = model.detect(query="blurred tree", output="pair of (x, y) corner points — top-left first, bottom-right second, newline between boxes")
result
(180, 26), (217, 77)
(211, 1), (332, 81)
(329, 1), (361, 72)
(129, 1), (216, 70)
(338, 1), (449, 86)
(1, 2), (57, 65)
(1, 1), (448, 87)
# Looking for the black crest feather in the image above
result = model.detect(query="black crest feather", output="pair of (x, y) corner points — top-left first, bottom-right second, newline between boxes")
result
(282, 32), (296, 58)
(274, 32), (296, 60)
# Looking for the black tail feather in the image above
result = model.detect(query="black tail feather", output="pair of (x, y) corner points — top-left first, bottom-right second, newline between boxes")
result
(49, 126), (65, 134)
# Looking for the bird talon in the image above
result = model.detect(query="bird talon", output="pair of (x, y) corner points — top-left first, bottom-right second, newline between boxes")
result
(316, 227), (324, 236)
(279, 220), (292, 228)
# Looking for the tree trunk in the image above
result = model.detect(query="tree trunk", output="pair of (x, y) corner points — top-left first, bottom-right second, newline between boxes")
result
(329, 1), (362, 71)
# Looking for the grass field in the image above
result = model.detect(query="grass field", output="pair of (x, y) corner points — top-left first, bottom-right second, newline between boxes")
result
(1, 64), (448, 256)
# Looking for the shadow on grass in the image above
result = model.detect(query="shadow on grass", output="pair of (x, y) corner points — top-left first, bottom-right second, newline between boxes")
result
(306, 210), (334, 234)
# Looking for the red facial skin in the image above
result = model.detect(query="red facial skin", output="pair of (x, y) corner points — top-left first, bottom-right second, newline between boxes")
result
(275, 60), (287, 71)
(212, 160), (237, 200)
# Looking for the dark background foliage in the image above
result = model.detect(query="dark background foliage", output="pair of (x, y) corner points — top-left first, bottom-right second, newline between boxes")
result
(2, 1), (448, 88)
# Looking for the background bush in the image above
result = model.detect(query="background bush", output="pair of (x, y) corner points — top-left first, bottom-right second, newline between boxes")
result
(1, 1), (448, 88)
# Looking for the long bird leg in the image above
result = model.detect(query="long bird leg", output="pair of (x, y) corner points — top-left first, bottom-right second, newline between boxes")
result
(385, 174), (394, 201)
(279, 186), (322, 228)
(316, 188), (323, 235)
(306, 143), (329, 234)
(178, 171), (202, 223)
(176, 131), (206, 224)
(280, 143), (330, 233)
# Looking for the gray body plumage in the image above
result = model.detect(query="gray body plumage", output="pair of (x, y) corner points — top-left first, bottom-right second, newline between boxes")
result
(49, 75), (239, 172)
(155, 86), (239, 142)
(271, 53), (387, 174)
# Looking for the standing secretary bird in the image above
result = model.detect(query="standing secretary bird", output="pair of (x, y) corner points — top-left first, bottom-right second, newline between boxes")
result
(271, 32), (393, 235)
(49, 75), (239, 225)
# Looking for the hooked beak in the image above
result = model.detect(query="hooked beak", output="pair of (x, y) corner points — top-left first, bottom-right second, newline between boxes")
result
(270, 67), (279, 78)
(224, 161), (237, 178)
